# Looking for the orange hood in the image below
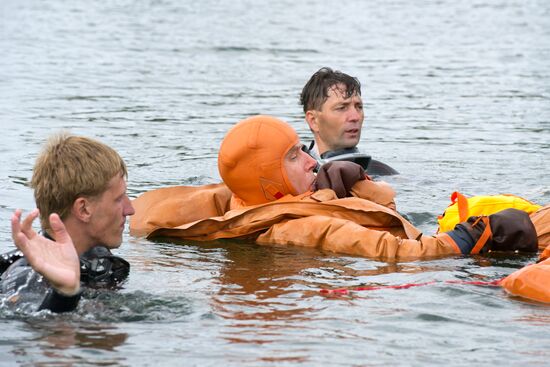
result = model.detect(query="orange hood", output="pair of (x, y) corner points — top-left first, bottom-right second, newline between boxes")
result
(218, 115), (299, 206)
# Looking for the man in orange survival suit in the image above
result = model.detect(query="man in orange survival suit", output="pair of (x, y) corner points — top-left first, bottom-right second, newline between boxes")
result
(130, 115), (546, 261)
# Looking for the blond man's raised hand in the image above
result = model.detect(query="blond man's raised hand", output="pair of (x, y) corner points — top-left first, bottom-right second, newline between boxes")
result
(11, 209), (80, 296)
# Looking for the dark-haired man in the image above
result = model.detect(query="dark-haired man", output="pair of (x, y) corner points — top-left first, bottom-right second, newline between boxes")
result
(300, 67), (398, 176)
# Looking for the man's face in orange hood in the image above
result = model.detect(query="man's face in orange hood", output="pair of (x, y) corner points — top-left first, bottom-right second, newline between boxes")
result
(284, 143), (317, 195)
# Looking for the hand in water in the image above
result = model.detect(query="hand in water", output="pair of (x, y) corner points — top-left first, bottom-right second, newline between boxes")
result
(11, 209), (80, 296)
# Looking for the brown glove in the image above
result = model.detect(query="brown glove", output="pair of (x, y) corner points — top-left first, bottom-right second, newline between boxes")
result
(446, 208), (538, 254)
(314, 161), (366, 198)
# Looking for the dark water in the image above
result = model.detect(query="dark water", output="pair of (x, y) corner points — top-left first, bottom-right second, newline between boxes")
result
(1, 0), (549, 365)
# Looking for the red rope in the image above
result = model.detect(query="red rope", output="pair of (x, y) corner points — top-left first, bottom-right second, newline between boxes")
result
(320, 278), (504, 296)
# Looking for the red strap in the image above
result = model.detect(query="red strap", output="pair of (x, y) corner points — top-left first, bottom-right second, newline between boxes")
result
(320, 278), (503, 296)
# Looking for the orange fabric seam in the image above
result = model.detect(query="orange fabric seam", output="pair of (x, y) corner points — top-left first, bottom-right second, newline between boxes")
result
(470, 217), (492, 254)
(439, 232), (461, 254)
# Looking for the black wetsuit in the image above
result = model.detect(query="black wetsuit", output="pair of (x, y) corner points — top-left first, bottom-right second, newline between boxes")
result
(0, 243), (129, 313)
(308, 142), (399, 176)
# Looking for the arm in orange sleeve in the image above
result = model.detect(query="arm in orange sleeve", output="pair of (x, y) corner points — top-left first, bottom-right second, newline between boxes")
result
(256, 216), (459, 261)
(529, 205), (550, 250)
(130, 183), (232, 237)
(350, 179), (396, 211)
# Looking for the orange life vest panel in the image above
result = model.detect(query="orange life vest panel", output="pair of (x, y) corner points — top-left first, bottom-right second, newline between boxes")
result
(501, 244), (550, 304)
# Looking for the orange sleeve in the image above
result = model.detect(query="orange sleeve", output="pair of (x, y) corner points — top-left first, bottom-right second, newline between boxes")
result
(130, 183), (232, 237)
(350, 179), (396, 211)
(256, 216), (459, 261)
(530, 205), (550, 250)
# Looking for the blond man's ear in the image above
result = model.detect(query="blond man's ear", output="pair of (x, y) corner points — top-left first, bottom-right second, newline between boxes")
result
(71, 197), (92, 223)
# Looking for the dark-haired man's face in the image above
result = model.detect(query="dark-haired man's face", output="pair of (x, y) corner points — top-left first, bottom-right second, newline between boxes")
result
(306, 84), (364, 154)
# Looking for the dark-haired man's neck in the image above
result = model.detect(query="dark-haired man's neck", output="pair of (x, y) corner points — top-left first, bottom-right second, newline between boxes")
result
(314, 136), (358, 158)
(320, 147), (360, 159)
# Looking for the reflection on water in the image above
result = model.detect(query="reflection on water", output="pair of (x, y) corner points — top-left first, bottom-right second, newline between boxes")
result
(4, 320), (128, 366)
(34, 322), (128, 351)
(1, 0), (549, 365)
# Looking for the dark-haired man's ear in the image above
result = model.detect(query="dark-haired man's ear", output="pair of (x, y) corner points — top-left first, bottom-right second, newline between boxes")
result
(305, 110), (320, 134)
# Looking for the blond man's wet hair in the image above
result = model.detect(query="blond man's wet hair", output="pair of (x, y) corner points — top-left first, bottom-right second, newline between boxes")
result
(31, 133), (127, 230)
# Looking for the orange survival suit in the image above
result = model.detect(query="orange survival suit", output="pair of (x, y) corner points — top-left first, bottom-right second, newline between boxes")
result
(130, 115), (547, 262)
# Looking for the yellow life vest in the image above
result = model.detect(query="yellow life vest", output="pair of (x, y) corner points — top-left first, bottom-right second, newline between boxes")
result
(437, 191), (542, 232)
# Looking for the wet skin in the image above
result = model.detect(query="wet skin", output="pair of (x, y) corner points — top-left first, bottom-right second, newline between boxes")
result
(306, 84), (364, 155)
(284, 143), (318, 194)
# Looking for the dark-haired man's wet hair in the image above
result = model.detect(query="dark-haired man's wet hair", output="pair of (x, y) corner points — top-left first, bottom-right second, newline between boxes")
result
(300, 67), (362, 113)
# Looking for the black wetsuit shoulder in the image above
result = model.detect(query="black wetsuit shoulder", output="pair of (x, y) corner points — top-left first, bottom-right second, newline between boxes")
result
(0, 254), (79, 313)
(365, 159), (399, 176)
(0, 245), (129, 313)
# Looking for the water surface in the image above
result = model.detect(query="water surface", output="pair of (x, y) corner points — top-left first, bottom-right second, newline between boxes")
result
(1, 0), (549, 365)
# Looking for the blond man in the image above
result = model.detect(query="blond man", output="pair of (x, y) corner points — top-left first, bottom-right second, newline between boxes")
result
(1, 134), (134, 313)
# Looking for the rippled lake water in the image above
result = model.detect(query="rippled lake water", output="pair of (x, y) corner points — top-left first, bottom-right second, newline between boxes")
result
(1, 0), (549, 365)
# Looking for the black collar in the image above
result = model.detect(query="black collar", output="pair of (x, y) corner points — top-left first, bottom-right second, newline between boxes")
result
(320, 147), (360, 159)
